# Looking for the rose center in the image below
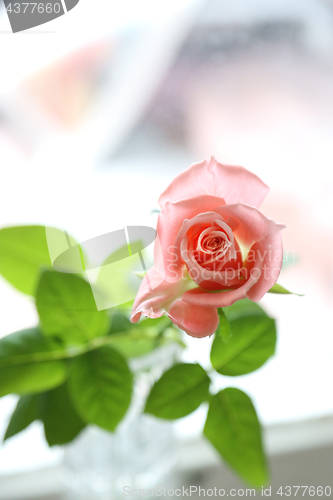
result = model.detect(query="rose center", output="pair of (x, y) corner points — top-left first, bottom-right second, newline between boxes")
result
(195, 226), (233, 268)
(202, 235), (224, 252)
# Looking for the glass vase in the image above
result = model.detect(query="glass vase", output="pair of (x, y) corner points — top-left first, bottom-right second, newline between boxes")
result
(62, 343), (180, 500)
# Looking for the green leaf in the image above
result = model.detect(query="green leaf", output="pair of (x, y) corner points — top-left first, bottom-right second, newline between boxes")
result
(134, 315), (172, 334)
(94, 240), (145, 310)
(109, 310), (170, 335)
(117, 299), (135, 311)
(223, 298), (268, 322)
(109, 314), (177, 359)
(0, 226), (77, 296)
(40, 383), (86, 446)
(268, 283), (303, 296)
(4, 395), (41, 441)
(110, 336), (158, 359)
(0, 328), (68, 397)
(144, 363), (210, 419)
(217, 309), (232, 343)
(211, 316), (276, 376)
(68, 346), (133, 432)
(36, 270), (109, 347)
(109, 311), (134, 334)
(204, 388), (269, 487)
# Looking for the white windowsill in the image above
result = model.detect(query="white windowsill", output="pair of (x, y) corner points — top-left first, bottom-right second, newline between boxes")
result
(1, 414), (333, 500)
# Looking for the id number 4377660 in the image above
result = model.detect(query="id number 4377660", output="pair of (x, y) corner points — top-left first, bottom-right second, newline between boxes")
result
(276, 486), (332, 496)
(6, 3), (62, 14)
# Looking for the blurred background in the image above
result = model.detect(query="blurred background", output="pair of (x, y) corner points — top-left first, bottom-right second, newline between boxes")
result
(1, 0), (333, 498)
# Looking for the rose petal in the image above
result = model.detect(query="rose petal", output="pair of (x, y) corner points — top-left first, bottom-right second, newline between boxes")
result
(213, 203), (285, 255)
(182, 205), (284, 309)
(131, 267), (194, 323)
(168, 300), (219, 338)
(180, 236), (242, 288)
(246, 233), (284, 302)
(182, 249), (264, 308)
(155, 195), (227, 281)
(158, 156), (269, 209)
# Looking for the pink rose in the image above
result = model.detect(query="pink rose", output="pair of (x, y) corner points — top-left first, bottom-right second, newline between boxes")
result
(131, 157), (284, 338)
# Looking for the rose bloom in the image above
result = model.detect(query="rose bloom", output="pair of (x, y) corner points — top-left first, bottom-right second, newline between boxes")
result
(131, 157), (284, 338)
